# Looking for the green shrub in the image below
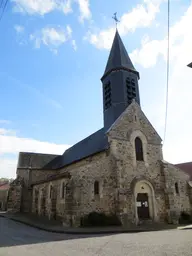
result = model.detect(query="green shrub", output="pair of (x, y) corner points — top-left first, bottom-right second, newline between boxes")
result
(179, 211), (192, 225)
(80, 211), (121, 227)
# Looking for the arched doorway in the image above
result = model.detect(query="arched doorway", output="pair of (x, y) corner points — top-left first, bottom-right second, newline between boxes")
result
(134, 180), (156, 223)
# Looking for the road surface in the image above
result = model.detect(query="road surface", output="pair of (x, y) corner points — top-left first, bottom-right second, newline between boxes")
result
(0, 217), (192, 256)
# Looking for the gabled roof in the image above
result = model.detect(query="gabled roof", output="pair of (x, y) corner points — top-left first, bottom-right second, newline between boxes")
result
(101, 30), (139, 80)
(175, 162), (192, 180)
(106, 100), (162, 143)
(18, 152), (60, 169)
(43, 128), (109, 170)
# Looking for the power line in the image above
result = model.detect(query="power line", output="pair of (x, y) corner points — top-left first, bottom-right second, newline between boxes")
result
(163, 0), (170, 145)
(0, 0), (9, 22)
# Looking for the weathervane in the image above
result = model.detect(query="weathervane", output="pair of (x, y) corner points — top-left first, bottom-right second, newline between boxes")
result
(112, 12), (120, 28)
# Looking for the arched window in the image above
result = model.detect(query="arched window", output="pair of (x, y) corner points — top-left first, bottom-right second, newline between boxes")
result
(66, 183), (70, 196)
(61, 182), (65, 199)
(94, 181), (99, 195)
(175, 182), (179, 194)
(49, 185), (53, 199)
(135, 137), (144, 161)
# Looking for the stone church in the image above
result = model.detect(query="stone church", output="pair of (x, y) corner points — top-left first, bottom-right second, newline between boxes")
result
(7, 30), (192, 227)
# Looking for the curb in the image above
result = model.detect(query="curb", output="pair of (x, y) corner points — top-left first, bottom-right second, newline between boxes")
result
(0, 215), (176, 235)
(177, 226), (192, 231)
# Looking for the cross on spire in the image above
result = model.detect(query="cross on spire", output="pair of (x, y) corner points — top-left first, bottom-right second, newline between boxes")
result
(112, 12), (120, 29)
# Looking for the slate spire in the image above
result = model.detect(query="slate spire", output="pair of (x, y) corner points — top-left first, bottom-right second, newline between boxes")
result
(101, 30), (140, 130)
(101, 30), (139, 81)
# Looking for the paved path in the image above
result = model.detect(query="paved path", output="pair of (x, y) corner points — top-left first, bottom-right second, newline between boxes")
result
(1, 217), (192, 256)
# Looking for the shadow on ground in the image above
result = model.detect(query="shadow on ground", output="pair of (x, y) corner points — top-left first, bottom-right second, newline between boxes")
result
(0, 217), (114, 248)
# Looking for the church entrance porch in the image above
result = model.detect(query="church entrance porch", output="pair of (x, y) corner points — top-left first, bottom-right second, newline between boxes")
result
(134, 180), (157, 225)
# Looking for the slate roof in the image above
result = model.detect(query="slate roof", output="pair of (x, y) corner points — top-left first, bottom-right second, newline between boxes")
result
(43, 128), (109, 170)
(18, 152), (60, 169)
(102, 30), (139, 80)
(175, 162), (192, 180)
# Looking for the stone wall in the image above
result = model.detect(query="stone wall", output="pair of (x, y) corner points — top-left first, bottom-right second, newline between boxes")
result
(16, 167), (58, 212)
(17, 168), (30, 186)
(162, 161), (191, 223)
(30, 169), (58, 185)
(7, 177), (23, 212)
(32, 151), (117, 227)
(0, 190), (8, 211)
(107, 102), (167, 225)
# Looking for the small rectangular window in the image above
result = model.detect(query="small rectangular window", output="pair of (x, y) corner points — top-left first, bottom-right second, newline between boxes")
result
(94, 181), (99, 195)
(61, 182), (65, 198)
(66, 184), (70, 195)
(49, 185), (52, 198)
(175, 182), (179, 194)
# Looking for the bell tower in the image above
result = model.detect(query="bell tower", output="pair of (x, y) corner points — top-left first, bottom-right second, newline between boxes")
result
(101, 30), (140, 130)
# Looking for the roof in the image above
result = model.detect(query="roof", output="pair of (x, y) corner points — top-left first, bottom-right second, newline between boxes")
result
(175, 162), (192, 180)
(43, 128), (109, 170)
(102, 30), (139, 80)
(0, 183), (10, 191)
(18, 152), (60, 169)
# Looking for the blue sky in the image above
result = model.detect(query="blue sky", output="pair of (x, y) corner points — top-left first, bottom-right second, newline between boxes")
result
(0, 0), (192, 178)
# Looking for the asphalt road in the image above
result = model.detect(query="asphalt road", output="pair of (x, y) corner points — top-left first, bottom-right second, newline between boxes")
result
(0, 217), (192, 256)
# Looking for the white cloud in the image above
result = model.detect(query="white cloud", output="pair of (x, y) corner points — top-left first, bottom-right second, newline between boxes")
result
(131, 2), (192, 67)
(30, 25), (73, 52)
(0, 129), (70, 178)
(12, 0), (57, 15)
(86, 0), (165, 49)
(77, 0), (91, 22)
(130, 38), (167, 68)
(60, 0), (73, 14)
(66, 25), (72, 37)
(0, 128), (17, 136)
(0, 157), (18, 179)
(72, 39), (77, 51)
(0, 133), (69, 155)
(12, 0), (91, 21)
(14, 25), (25, 33)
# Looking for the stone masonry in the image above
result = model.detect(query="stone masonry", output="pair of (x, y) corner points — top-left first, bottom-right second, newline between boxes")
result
(28, 101), (192, 227)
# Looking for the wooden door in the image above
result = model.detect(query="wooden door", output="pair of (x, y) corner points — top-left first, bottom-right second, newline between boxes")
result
(137, 193), (150, 219)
